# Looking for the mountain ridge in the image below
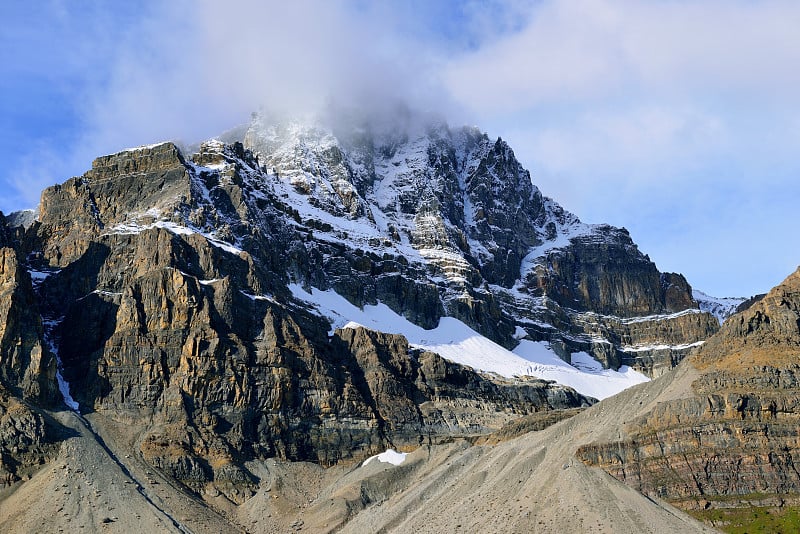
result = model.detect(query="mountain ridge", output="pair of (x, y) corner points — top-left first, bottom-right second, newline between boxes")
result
(0, 112), (750, 532)
(2, 113), (724, 399)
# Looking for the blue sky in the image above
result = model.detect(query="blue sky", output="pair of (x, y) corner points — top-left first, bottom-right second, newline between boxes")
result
(1, 0), (798, 297)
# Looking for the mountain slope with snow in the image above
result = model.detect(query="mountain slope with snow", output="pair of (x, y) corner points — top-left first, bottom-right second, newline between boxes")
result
(238, 113), (718, 377)
(17, 113), (718, 394)
(289, 284), (648, 399)
(0, 111), (733, 533)
(693, 290), (747, 324)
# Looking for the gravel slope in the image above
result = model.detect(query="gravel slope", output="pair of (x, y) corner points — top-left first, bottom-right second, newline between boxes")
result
(324, 362), (717, 534)
(0, 362), (718, 533)
(0, 410), (241, 534)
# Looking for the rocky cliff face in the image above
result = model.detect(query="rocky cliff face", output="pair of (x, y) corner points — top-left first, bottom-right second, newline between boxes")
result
(564, 307), (719, 376)
(0, 215), (57, 405)
(578, 267), (800, 514)
(0, 136), (600, 500)
(525, 229), (694, 316)
(25, 116), (713, 385)
(0, 214), (61, 489)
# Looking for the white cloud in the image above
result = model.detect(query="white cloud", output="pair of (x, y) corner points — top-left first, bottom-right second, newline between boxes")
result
(76, 0), (454, 158)
(528, 106), (727, 174)
(439, 0), (800, 296)
(444, 0), (800, 114)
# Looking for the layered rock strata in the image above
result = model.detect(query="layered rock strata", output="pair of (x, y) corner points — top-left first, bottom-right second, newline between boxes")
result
(578, 267), (800, 512)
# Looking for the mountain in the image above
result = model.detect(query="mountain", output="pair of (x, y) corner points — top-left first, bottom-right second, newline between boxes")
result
(239, 114), (719, 377)
(0, 112), (734, 531)
(577, 267), (800, 529)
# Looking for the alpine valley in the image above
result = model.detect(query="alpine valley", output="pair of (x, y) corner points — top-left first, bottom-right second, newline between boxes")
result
(0, 111), (788, 533)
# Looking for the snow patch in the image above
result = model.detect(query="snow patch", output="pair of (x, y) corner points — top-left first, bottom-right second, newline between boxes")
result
(288, 284), (649, 400)
(56, 369), (80, 412)
(693, 290), (746, 325)
(621, 340), (705, 352)
(200, 161), (229, 171)
(240, 291), (276, 302)
(76, 289), (122, 301)
(42, 318), (79, 412)
(104, 220), (243, 255)
(617, 307), (704, 324)
(363, 449), (407, 466)
(28, 269), (53, 286)
(512, 341), (648, 400)
(114, 141), (172, 155)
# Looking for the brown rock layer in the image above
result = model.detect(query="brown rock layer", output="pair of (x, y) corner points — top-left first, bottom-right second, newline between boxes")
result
(578, 267), (800, 510)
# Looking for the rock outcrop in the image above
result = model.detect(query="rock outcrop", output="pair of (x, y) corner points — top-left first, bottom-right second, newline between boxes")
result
(578, 267), (800, 514)
(0, 391), (58, 488)
(574, 308), (719, 376)
(525, 228), (694, 316)
(0, 214), (57, 405)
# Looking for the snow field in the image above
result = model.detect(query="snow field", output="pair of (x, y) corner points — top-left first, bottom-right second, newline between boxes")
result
(362, 449), (408, 467)
(288, 285), (648, 400)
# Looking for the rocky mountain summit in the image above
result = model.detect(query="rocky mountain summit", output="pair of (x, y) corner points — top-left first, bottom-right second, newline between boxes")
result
(0, 112), (737, 531)
(238, 114), (718, 376)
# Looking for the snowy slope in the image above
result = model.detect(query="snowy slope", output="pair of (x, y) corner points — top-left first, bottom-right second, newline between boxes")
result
(362, 449), (408, 467)
(693, 290), (746, 324)
(288, 284), (648, 400)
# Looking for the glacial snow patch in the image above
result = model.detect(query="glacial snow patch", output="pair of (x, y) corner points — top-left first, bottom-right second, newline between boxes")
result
(693, 290), (746, 325)
(288, 285), (649, 400)
(363, 449), (407, 467)
(42, 318), (80, 412)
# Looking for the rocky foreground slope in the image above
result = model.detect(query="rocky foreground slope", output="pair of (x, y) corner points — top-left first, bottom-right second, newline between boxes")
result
(578, 267), (800, 520)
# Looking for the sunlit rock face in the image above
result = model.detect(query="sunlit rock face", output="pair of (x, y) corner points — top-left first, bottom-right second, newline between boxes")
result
(243, 113), (715, 365)
(0, 213), (57, 405)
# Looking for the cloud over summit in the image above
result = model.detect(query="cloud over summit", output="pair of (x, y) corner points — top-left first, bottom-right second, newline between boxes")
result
(2, 0), (799, 296)
(83, 1), (456, 152)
